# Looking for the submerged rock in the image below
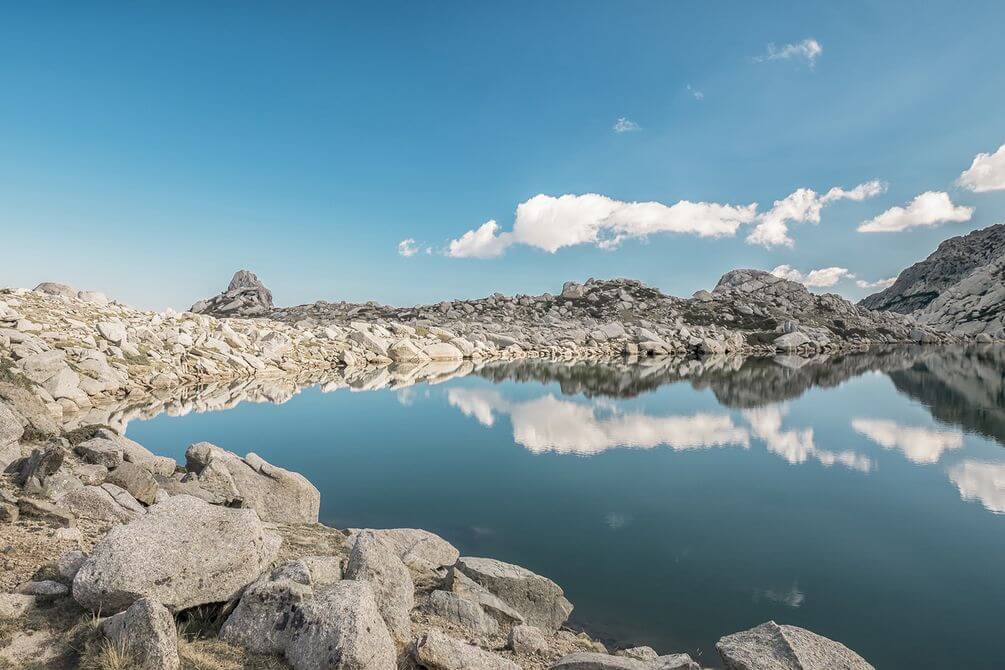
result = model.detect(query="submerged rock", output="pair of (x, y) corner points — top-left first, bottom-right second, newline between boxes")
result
(73, 495), (280, 613)
(716, 621), (874, 670)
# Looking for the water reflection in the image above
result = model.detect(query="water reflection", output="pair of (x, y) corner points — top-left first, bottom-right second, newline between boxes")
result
(87, 346), (1005, 515)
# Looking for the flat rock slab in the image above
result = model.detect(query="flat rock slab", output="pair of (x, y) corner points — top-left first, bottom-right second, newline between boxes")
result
(716, 621), (874, 670)
(73, 494), (280, 613)
(414, 630), (520, 670)
(456, 556), (573, 632)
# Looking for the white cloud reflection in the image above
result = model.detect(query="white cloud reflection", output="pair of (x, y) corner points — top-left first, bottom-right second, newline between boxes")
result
(948, 460), (1005, 514)
(852, 419), (964, 464)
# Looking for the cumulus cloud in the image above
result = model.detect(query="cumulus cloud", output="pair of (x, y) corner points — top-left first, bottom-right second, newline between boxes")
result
(855, 277), (897, 291)
(747, 181), (886, 248)
(958, 143), (1005, 193)
(948, 460), (1005, 514)
(852, 419), (963, 464)
(613, 117), (641, 133)
(771, 265), (854, 288)
(858, 191), (973, 233)
(444, 180), (883, 258)
(755, 38), (823, 66)
(446, 220), (513, 258)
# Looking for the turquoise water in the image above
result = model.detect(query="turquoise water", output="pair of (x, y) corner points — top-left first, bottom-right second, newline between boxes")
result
(125, 349), (1005, 669)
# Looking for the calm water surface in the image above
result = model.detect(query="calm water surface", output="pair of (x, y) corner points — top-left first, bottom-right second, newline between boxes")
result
(125, 348), (1005, 669)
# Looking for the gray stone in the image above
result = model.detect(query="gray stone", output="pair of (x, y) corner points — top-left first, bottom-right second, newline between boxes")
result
(773, 332), (810, 350)
(455, 556), (573, 632)
(73, 495), (280, 613)
(615, 647), (659, 661)
(97, 321), (128, 344)
(183, 442), (319, 524)
(220, 577), (313, 655)
(16, 580), (69, 600)
(449, 568), (524, 626)
(285, 581), (396, 670)
(14, 445), (65, 490)
(0, 593), (36, 618)
(73, 463), (108, 486)
(414, 630), (520, 670)
(102, 597), (180, 670)
(75, 437), (124, 468)
(561, 282), (587, 300)
(56, 550), (87, 583)
(96, 430), (176, 477)
(345, 530), (414, 643)
(549, 652), (698, 670)
(106, 461), (159, 505)
(59, 485), (143, 523)
(509, 624), (548, 655)
(0, 402), (23, 451)
(33, 282), (77, 298)
(427, 589), (499, 636)
(348, 527), (459, 584)
(17, 496), (75, 527)
(716, 621), (874, 670)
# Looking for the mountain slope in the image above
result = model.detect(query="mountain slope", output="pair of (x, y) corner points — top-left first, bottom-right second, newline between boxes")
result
(860, 223), (1005, 314)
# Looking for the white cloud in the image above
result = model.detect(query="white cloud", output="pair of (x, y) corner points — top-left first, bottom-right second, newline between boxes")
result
(858, 191), (973, 233)
(747, 181), (886, 248)
(446, 220), (513, 258)
(852, 419), (963, 464)
(958, 143), (1005, 193)
(855, 277), (897, 291)
(397, 239), (423, 257)
(613, 117), (641, 133)
(443, 180), (884, 258)
(756, 38), (823, 66)
(686, 84), (704, 101)
(771, 265), (854, 288)
(948, 460), (1005, 514)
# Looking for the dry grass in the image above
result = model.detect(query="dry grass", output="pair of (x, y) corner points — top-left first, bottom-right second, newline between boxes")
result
(78, 638), (135, 670)
(178, 637), (291, 670)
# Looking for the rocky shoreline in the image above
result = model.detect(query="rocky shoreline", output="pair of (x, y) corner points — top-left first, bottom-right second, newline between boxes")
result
(0, 270), (973, 669)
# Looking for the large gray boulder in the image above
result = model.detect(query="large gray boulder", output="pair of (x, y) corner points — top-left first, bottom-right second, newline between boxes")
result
(59, 484), (144, 523)
(182, 442), (320, 524)
(285, 581), (396, 670)
(105, 461), (159, 505)
(219, 576), (313, 655)
(716, 621), (874, 670)
(345, 530), (414, 643)
(101, 597), (180, 670)
(96, 429), (176, 477)
(455, 556), (573, 632)
(413, 630), (520, 670)
(347, 528), (459, 584)
(73, 495), (280, 613)
(449, 568), (524, 626)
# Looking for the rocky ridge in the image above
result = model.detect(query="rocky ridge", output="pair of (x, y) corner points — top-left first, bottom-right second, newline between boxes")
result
(860, 223), (1005, 339)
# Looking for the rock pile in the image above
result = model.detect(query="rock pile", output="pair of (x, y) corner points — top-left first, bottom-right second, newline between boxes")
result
(190, 269), (275, 317)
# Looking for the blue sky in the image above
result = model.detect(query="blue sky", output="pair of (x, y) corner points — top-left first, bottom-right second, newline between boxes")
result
(2, 1), (1004, 310)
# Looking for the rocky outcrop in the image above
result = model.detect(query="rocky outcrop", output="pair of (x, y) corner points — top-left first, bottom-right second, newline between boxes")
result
(101, 597), (180, 670)
(344, 530), (415, 643)
(918, 254), (1005, 338)
(190, 270), (275, 318)
(455, 556), (573, 632)
(716, 621), (874, 670)
(861, 223), (1005, 314)
(182, 441), (320, 524)
(73, 494), (281, 613)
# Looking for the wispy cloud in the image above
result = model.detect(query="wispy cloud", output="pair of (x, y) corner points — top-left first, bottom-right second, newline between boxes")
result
(958, 143), (1005, 193)
(397, 238), (422, 257)
(613, 117), (641, 133)
(686, 84), (704, 101)
(771, 265), (854, 288)
(755, 38), (823, 67)
(440, 180), (883, 259)
(858, 191), (973, 233)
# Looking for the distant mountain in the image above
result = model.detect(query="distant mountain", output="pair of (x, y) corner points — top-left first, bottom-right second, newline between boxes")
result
(859, 223), (1005, 314)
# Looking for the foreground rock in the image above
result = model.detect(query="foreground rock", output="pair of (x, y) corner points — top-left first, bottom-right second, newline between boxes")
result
(348, 527), (459, 584)
(414, 630), (520, 670)
(455, 556), (573, 632)
(716, 621), (874, 670)
(73, 494), (280, 612)
(345, 530), (415, 643)
(183, 441), (320, 524)
(549, 651), (698, 670)
(101, 597), (180, 670)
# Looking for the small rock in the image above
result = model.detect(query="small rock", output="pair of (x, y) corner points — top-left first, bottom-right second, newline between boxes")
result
(414, 630), (520, 670)
(509, 624), (548, 655)
(455, 556), (573, 632)
(102, 597), (180, 670)
(16, 580), (69, 600)
(427, 590), (499, 636)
